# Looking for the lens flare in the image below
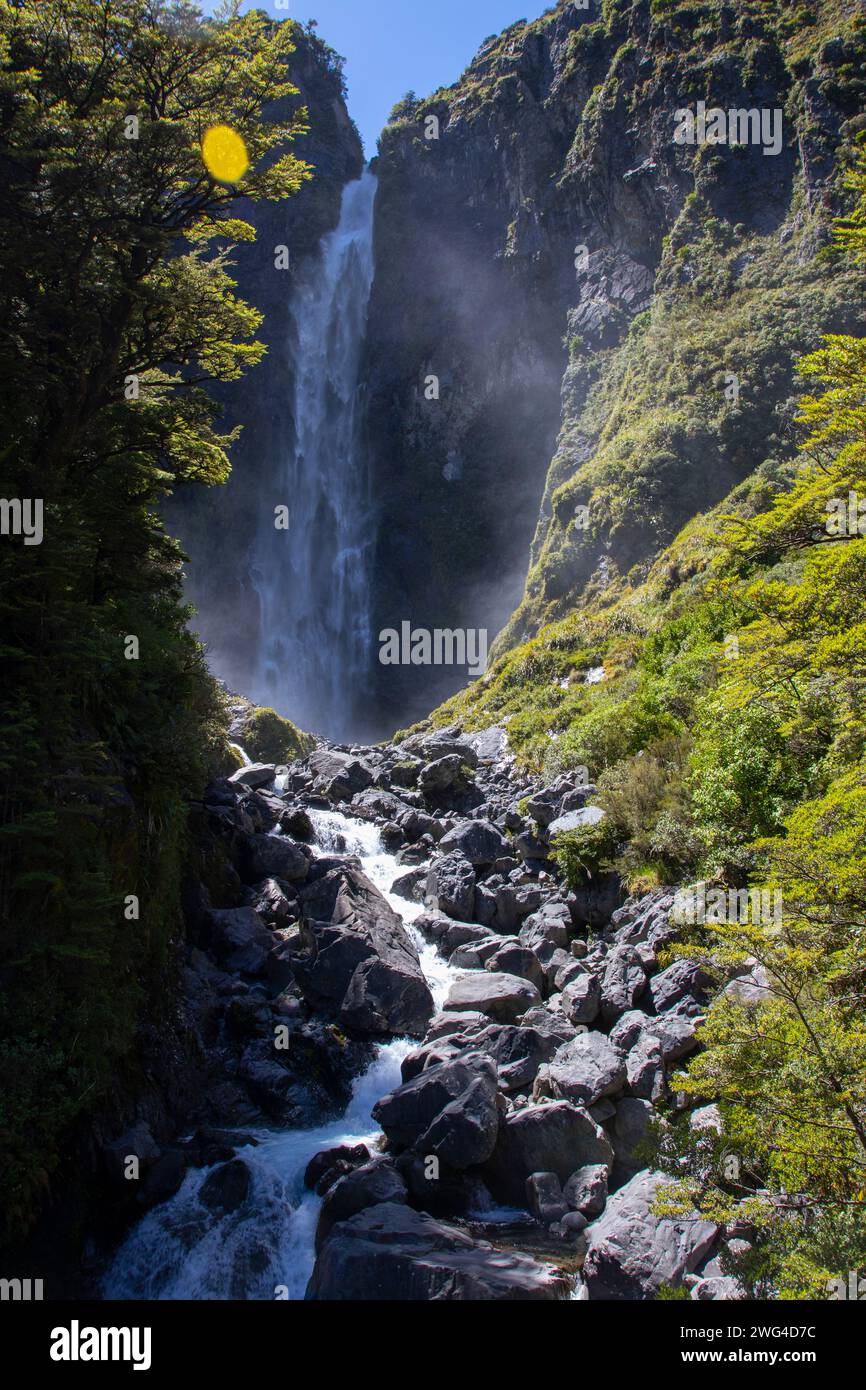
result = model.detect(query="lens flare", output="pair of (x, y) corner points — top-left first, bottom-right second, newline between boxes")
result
(201, 124), (249, 184)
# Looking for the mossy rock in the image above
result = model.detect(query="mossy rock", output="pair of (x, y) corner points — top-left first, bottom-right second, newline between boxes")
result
(236, 705), (314, 765)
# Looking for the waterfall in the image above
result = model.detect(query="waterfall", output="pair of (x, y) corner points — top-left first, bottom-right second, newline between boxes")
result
(248, 169), (378, 743)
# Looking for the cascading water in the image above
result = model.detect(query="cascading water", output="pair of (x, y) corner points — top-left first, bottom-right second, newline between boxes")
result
(248, 170), (378, 743)
(103, 811), (461, 1302)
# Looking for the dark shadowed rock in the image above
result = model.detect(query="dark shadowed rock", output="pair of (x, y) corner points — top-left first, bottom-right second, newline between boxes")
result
(203, 907), (273, 975)
(307, 1202), (569, 1301)
(242, 834), (310, 885)
(372, 1053), (498, 1168)
(296, 865), (434, 1036)
(483, 1101), (613, 1205)
(425, 851), (476, 921)
(199, 1159), (252, 1215)
(315, 1159), (408, 1251)
(526, 1172), (569, 1225)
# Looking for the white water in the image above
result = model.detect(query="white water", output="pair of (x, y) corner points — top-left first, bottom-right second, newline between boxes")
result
(248, 171), (378, 743)
(103, 808), (459, 1301)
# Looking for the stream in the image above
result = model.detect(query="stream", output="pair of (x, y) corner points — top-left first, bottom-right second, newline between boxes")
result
(103, 808), (464, 1300)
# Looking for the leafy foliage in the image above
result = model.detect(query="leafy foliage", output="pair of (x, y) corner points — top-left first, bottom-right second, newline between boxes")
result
(0, 1), (309, 1243)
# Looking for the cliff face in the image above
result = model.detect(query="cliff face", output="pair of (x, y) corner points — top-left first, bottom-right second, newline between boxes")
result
(167, 23), (363, 695)
(364, 0), (866, 729)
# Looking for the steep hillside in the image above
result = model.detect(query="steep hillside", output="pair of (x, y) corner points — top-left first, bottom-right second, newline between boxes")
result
(366, 0), (866, 729)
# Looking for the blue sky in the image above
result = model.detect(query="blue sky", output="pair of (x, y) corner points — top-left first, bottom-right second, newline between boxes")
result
(203, 1), (555, 154)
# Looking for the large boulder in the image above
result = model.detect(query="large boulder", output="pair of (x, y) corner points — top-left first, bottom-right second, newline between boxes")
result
(419, 755), (467, 795)
(315, 1160), (407, 1251)
(483, 1101), (614, 1205)
(470, 1023), (556, 1092)
(425, 852), (476, 921)
(548, 1033), (627, 1107)
(561, 972), (601, 1026)
(438, 819), (510, 866)
(649, 958), (713, 1014)
(308, 748), (374, 797)
(444, 971), (541, 1023)
(296, 866), (434, 1037)
(583, 1171), (719, 1300)
(307, 1202), (569, 1301)
(484, 942), (545, 993)
(242, 834), (309, 885)
(599, 944), (647, 1024)
(372, 1053), (499, 1169)
(228, 763), (277, 791)
(203, 907), (273, 975)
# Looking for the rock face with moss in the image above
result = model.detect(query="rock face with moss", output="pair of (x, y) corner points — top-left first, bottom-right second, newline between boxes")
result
(364, 0), (865, 729)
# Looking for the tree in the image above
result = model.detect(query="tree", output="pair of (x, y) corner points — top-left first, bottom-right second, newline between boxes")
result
(0, 0), (311, 1243)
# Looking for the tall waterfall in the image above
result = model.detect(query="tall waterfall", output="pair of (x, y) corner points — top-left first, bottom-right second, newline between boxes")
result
(249, 170), (377, 742)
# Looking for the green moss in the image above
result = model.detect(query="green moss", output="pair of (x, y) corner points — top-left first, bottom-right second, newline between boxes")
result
(236, 705), (314, 764)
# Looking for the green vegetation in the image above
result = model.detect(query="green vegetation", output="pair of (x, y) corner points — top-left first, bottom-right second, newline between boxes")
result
(0, 1), (310, 1244)
(432, 139), (866, 1296)
(235, 705), (314, 764)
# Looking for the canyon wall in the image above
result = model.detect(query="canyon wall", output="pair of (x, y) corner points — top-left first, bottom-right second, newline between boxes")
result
(364, 0), (866, 730)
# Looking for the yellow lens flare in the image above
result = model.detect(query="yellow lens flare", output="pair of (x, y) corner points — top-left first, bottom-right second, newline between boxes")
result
(201, 125), (249, 184)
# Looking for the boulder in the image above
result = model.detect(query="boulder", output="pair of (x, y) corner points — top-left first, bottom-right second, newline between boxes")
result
(419, 755), (466, 795)
(419, 1072), (501, 1169)
(470, 1023), (556, 1092)
(649, 958), (713, 1014)
(438, 819), (510, 866)
(526, 1172), (569, 1225)
(613, 1097), (655, 1184)
(599, 944), (647, 1024)
(583, 1171), (719, 1300)
(563, 1164), (608, 1218)
(315, 1160), (407, 1251)
(203, 907), (273, 975)
(483, 1101), (613, 1205)
(425, 852), (476, 921)
(229, 763), (277, 791)
(484, 942), (545, 993)
(548, 1033), (627, 1106)
(561, 972), (601, 1026)
(548, 805), (606, 839)
(625, 1034), (666, 1102)
(307, 1202), (569, 1301)
(444, 971), (541, 1023)
(309, 749), (374, 797)
(304, 1144), (371, 1196)
(372, 1053), (498, 1166)
(296, 866), (434, 1037)
(242, 834), (309, 885)
(199, 1158), (252, 1216)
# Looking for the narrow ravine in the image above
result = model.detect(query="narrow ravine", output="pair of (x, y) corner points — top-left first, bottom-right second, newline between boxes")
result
(103, 809), (461, 1301)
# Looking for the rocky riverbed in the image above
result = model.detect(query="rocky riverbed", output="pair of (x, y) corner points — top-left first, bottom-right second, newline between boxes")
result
(101, 723), (750, 1301)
